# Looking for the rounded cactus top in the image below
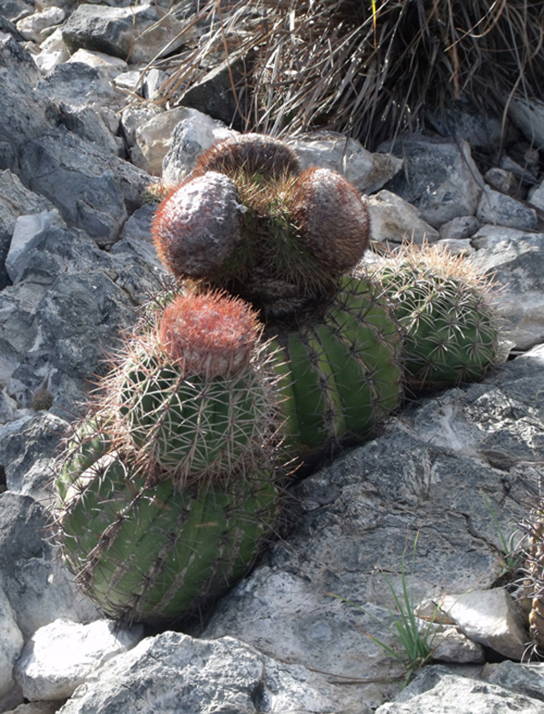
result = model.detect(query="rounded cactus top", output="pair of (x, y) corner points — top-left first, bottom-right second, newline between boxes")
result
(158, 291), (263, 377)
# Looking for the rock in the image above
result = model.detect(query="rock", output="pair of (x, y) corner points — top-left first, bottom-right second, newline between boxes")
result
(485, 168), (519, 196)
(131, 106), (230, 177)
(15, 7), (65, 44)
(53, 103), (125, 157)
(436, 238), (475, 256)
(0, 36), (52, 174)
(119, 103), (162, 149)
(4, 702), (64, 714)
(383, 135), (483, 227)
(431, 627), (485, 664)
(14, 619), (144, 701)
(471, 230), (544, 350)
(438, 215), (480, 241)
(367, 189), (440, 244)
(161, 112), (235, 184)
(0, 586), (24, 706)
(61, 3), (185, 65)
(287, 133), (403, 194)
(204, 348), (544, 709)
(18, 126), (150, 246)
(476, 187), (537, 231)
(0, 169), (56, 290)
(67, 48), (128, 80)
(427, 100), (502, 152)
(508, 97), (544, 150)
(376, 668), (543, 714)
(440, 589), (528, 660)
(527, 181), (544, 213)
(36, 62), (125, 110)
(0, 412), (68, 500)
(482, 661), (544, 701)
(34, 28), (70, 73)
(0, 492), (99, 642)
(0, 0), (33, 23)
(0, 15), (25, 43)
(58, 632), (368, 714)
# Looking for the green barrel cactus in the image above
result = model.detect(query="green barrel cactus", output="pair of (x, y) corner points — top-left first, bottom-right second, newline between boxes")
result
(270, 274), (403, 458)
(54, 290), (281, 625)
(371, 244), (500, 391)
(56, 429), (279, 624)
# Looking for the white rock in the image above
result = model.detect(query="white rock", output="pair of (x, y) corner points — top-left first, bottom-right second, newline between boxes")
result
(67, 49), (128, 80)
(34, 28), (69, 73)
(132, 106), (232, 177)
(287, 133), (403, 193)
(0, 585), (24, 702)
(440, 589), (528, 660)
(14, 619), (144, 701)
(16, 7), (65, 43)
(477, 186), (537, 231)
(367, 190), (439, 244)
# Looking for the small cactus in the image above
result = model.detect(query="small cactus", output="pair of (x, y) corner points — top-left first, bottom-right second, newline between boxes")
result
(371, 243), (500, 391)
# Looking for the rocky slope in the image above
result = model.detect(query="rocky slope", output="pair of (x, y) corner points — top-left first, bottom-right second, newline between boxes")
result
(2, 1), (544, 713)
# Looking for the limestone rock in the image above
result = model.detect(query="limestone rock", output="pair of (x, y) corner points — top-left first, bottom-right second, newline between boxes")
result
(440, 590), (528, 660)
(383, 135), (483, 227)
(0, 586), (24, 706)
(287, 133), (403, 193)
(15, 7), (65, 44)
(367, 189), (439, 243)
(58, 633), (368, 714)
(482, 661), (544, 701)
(14, 619), (144, 701)
(477, 187), (537, 231)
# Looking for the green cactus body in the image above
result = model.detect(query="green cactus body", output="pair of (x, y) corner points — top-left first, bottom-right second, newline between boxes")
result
(58, 437), (278, 623)
(271, 275), (402, 456)
(117, 350), (269, 478)
(374, 246), (499, 390)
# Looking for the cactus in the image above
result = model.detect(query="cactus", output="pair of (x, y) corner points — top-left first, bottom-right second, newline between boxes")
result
(54, 290), (281, 624)
(152, 134), (370, 318)
(371, 244), (500, 391)
(270, 274), (403, 458)
(56, 428), (279, 624)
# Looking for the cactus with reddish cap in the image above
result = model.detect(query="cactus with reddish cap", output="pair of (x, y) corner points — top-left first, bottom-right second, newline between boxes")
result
(54, 290), (281, 625)
(152, 134), (370, 318)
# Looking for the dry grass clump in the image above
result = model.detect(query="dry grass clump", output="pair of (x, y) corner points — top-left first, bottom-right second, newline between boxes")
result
(144, 0), (544, 150)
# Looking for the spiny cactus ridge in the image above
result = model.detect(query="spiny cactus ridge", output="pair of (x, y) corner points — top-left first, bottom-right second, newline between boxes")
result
(270, 274), (403, 458)
(371, 244), (500, 391)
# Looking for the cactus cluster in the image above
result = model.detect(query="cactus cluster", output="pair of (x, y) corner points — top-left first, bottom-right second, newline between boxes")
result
(54, 133), (503, 627)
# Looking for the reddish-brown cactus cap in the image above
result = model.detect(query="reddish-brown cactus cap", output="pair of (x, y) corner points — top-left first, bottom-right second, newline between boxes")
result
(158, 291), (263, 377)
(291, 167), (370, 274)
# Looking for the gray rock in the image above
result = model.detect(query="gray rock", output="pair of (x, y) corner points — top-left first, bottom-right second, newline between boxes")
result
(441, 589), (528, 660)
(15, 7), (65, 43)
(119, 103), (162, 149)
(0, 36), (52, 174)
(14, 619), (144, 701)
(431, 627), (485, 664)
(4, 702), (63, 714)
(287, 133), (403, 194)
(18, 126), (150, 246)
(383, 135), (483, 227)
(438, 215), (480, 241)
(0, 585), (24, 706)
(436, 238), (475, 256)
(0, 412), (68, 499)
(0, 0), (34, 23)
(471, 230), (544, 350)
(66, 48), (128, 80)
(53, 103), (125, 157)
(0, 170), (56, 290)
(204, 348), (544, 709)
(36, 62), (125, 110)
(58, 632), (368, 714)
(0, 492), (99, 642)
(61, 3), (182, 64)
(485, 168), (519, 196)
(482, 661), (544, 701)
(527, 181), (544, 212)
(477, 187), (537, 231)
(509, 97), (544, 150)
(376, 670), (543, 714)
